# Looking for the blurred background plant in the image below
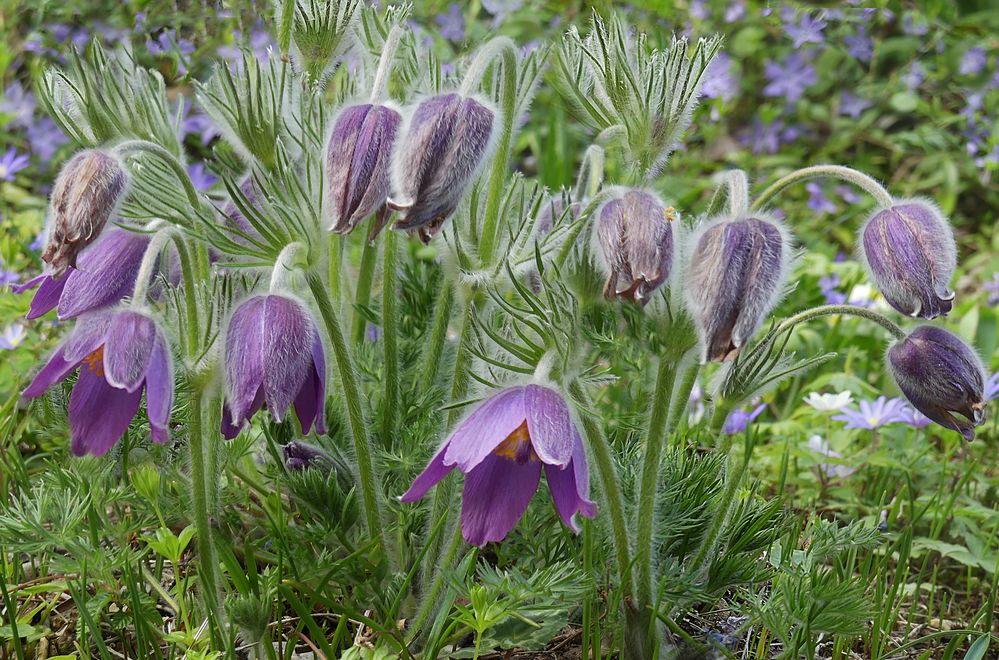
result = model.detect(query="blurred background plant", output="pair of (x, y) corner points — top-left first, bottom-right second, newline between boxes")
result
(1, 0), (998, 658)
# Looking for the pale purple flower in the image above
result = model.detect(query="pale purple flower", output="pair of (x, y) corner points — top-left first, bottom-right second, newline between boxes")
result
(836, 185), (863, 205)
(26, 117), (69, 164)
(0, 265), (20, 287)
(182, 107), (220, 146)
(147, 30), (195, 75)
(436, 4), (466, 43)
(903, 62), (925, 90)
(784, 12), (827, 48)
(844, 26), (873, 62)
(764, 52), (817, 102)
(1, 82), (36, 127)
(723, 403), (766, 435)
(724, 1), (746, 23)
(689, 0), (709, 21)
(0, 324), (26, 350)
(959, 47), (988, 76)
(819, 273), (847, 305)
(30, 232), (44, 252)
(902, 14), (929, 36)
(898, 404), (932, 429)
(746, 116), (782, 154)
(986, 372), (999, 401)
(807, 435), (856, 479)
(401, 384), (596, 546)
(688, 383), (705, 425)
(702, 52), (737, 102)
(839, 91), (872, 119)
(0, 148), (30, 181)
(985, 272), (999, 306)
(482, 0), (522, 22)
(806, 182), (837, 214)
(832, 395), (907, 430)
(187, 163), (217, 191)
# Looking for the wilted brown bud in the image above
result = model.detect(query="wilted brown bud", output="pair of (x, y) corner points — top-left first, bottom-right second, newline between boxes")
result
(42, 150), (127, 275)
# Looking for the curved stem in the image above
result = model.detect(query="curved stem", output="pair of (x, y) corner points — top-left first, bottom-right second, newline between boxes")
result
(305, 269), (390, 564)
(750, 164), (894, 212)
(725, 170), (749, 216)
(464, 37), (518, 265)
(115, 140), (203, 211)
(369, 26), (403, 103)
(775, 304), (906, 341)
(380, 228), (399, 445)
(130, 227), (176, 305)
(269, 242), (306, 292)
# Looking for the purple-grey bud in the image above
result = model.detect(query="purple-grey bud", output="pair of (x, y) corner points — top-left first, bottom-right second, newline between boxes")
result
(42, 150), (127, 276)
(858, 200), (956, 319)
(887, 325), (987, 440)
(686, 216), (790, 362)
(283, 441), (335, 473)
(388, 93), (495, 242)
(326, 103), (402, 238)
(594, 189), (675, 304)
(535, 193), (581, 236)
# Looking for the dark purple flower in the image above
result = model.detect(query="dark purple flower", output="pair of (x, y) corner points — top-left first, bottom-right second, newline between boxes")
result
(959, 47), (988, 76)
(326, 103), (402, 236)
(22, 309), (174, 455)
(859, 201), (956, 319)
(843, 26), (873, 62)
(42, 149), (127, 275)
(806, 182), (837, 214)
(401, 384), (596, 546)
(763, 52), (817, 103)
(831, 395), (907, 430)
(222, 294), (327, 439)
(985, 272), (999, 307)
(783, 11), (826, 48)
(14, 229), (151, 320)
(722, 403), (766, 435)
(187, 163), (218, 191)
(595, 189), (674, 304)
(388, 93), (495, 242)
(888, 326), (987, 440)
(0, 147), (30, 181)
(435, 4), (465, 42)
(686, 216), (790, 362)
(839, 91), (872, 119)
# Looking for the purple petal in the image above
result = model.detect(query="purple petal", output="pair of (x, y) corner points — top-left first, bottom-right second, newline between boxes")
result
(68, 364), (141, 456)
(57, 229), (149, 319)
(145, 332), (173, 443)
(261, 296), (314, 422)
(544, 439), (597, 533)
(400, 445), (454, 502)
(62, 312), (112, 363)
(293, 333), (327, 435)
(461, 452), (542, 546)
(443, 386), (527, 472)
(524, 384), (575, 467)
(23, 346), (79, 398)
(225, 296), (268, 423)
(16, 273), (67, 319)
(102, 311), (157, 392)
(222, 386), (265, 439)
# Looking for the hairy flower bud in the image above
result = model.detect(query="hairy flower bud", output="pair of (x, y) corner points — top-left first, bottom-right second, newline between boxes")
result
(686, 216), (790, 362)
(326, 103), (402, 237)
(859, 200), (956, 319)
(42, 150), (127, 275)
(535, 193), (580, 236)
(887, 325), (987, 440)
(595, 189), (675, 304)
(283, 441), (334, 473)
(388, 93), (495, 242)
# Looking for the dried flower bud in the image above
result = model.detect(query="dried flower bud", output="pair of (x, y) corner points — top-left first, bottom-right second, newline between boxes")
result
(595, 189), (675, 304)
(42, 150), (127, 275)
(388, 93), (495, 242)
(326, 103), (402, 238)
(859, 200), (956, 319)
(887, 325), (987, 440)
(686, 216), (790, 362)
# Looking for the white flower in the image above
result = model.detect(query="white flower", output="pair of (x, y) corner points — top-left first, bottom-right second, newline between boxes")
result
(0, 324), (26, 350)
(807, 435), (856, 479)
(803, 390), (853, 412)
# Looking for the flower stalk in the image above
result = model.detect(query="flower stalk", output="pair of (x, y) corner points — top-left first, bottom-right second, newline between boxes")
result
(381, 227), (400, 444)
(750, 164), (894, 211)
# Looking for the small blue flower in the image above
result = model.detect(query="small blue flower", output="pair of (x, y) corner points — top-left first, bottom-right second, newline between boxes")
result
(783, 11), (827, 48)
(187, 163), (218, 191)
(832, 396), (907, 430)
(763, 52), (817, 103)
(806, 182), (837, 215)
(985, 273), (999, 307)
(723, 404), (766, 436)
(959, 47), (988, 76)
(839, 91), (872, 119)
(0, 147), (30, 181)
(844, 25), (873, 62)
(435, 4), (465, 43)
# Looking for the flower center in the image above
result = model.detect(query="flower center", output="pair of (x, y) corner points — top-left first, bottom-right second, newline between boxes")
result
(82, 345), (105, 377)
(492, 421), (537, 465)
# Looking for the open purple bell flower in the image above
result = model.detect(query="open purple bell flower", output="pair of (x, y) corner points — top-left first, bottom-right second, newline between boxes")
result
(14, 228), (151, 320)
(401, 384), (597, 546)
(22, 309), (174, 456)
(222, 294), (327, 438)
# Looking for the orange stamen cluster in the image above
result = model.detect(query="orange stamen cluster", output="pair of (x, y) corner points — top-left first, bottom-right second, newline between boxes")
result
(82, 345), (105, 377)
(492, 421), (538, 465)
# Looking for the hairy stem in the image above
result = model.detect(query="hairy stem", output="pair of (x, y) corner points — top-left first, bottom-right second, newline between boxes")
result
(351, 229), (379, 344)
(408, 523), (465, 644)
(775, 304), (906, 341)
(418, 279), (455, 392)
(667, 361), (701, 437)
(751, 164), (894, 212)
(369, 26), (403, 103)
(188, 384), (222, 633)
(381, 228), (400, 445)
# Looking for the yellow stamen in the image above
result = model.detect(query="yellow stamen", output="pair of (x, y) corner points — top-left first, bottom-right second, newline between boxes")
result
(492, 421), (538, 464)
(664, 206), (678, 223)
(82, 345), (105, 378)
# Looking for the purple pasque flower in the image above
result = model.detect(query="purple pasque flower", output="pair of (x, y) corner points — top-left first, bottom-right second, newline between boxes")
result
(187, 163), (218, 191)
(783, 11), (827, 48)
(283, 441), (336, 474)
(985, 272), (999, 306)
(763, 52), (817, 103)
(14, 229), (151, 320)
(388, 93), (495, 242)
(839, 91), (872, 119)
(0, 147), (30, 182)
(222, 294), (327, 439)
(595, 189), (674, 304)
(686, 216), (790, 362)
(435, 4), (465, 42)
(887, 326), (987, 440)
(22, 309), (174, 456)
(832, 395), (907, 430)
(859, 200), (957, 319)
(806, 182), (837, 214)
(722, 403), (766, 435)
(326, 103), (402, 236)
(401, 384), (597, 546)
(959, 47), (988, 76)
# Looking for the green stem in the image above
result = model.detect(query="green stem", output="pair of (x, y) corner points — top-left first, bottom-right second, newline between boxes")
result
(351, 228), (379, 344)
(381, 229), (400, 446)
(418, 279), (454, 392)
(464, 38), (518, 265)
(446, 303), (476, 426)
(687, 448), (747, 578)
(306, 270), (389, 564)
(667, 361), (701, 438)
(775, 304), (906, 341)
(567, 379), (634, 598)
(189, 384), (222, 630)
(750, 164), (894, 212)
(328, 233), (343, 304)
(635, 356), (679, 612)
(408, 523), (465, 644)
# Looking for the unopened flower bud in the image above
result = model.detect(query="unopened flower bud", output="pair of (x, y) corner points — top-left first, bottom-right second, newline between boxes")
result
(887, 325), (986, 440)
(388, 93), (495, 242)
(42, 150), (127, 275)
(595, 189), (675, 304)
(326, 103), (402, 238)
(859, 200), (956, 319)
(535, 193), (580, 236)
(686, 216), (790, 362)
(283, 441), (334, 473)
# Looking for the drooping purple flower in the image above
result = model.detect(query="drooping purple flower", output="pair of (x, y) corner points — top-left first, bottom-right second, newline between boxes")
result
(722, 403), (766, 435)
(859, 201), (957, 319)
(42, 149), (127, 275)
(843, 25), (873, 62)
(22, 309), (174, 456)
(686, 216), (790, 362)
(985, 273), (999, 307)
(888, 326), (987, 440)
(831, 395), (907, 430)
(0, 148), (30, 182)
(326, 103), (402, 236)
(187, 163), (218, 191)
(388, 93), (495, 242)
(763, 52), (817, 103)
(806, 182), (837, 214)
(783, 11), (826, 48)
(283, 441), (337, 474)
(595, 189), (674, 305)
(401, 384), (596, 546)
(222, 294), (327, 439)
(839, 91), (872, 119)
(435, 4), (466, 42)
(14, 228), (152, 320)
(959, 47), (988, 76)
